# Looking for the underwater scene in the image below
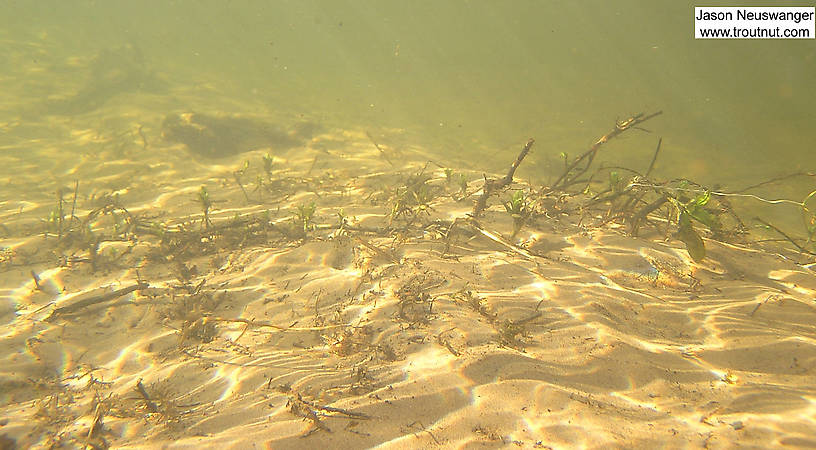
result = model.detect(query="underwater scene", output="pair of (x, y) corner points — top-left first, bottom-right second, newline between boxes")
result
(1, 1), (815, 448)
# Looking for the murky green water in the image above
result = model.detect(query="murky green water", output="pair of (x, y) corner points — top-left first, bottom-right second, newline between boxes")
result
(4, 1), (814, 180)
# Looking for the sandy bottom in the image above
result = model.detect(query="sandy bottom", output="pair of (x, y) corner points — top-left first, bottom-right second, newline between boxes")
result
(1, 101), (816, 449)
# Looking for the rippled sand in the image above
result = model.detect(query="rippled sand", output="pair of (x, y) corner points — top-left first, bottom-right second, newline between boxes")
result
(1, 56), (816, 449)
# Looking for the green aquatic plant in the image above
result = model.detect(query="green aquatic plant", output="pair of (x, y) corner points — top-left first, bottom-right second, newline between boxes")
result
(295, 201), (317, 233)
(42, 182), (84, 245)
(45, 205), (61, 236)
(198, 186), (212, 229)
(411, 184), (434, 212)
(503, 189), (532, 238)
(42, 188), (67, 239)
(251, 174), (267, 202)
(442, 168), (468, 197)
(263, 153), (274, 179)
(337, 208), (348, 229)
(390, 182), (434, 223)
(498, 319), (526, 347)
(559, 151), (569, 173)
(682, 189), (721, 233)
(667, 189), (720, 262)
(455, 173), (468, 196)
(608, 171), (626, 194)
(233, 160), (251, 203)
(110, 210), (130, 237)
(387, 168), (438, 226)
(146, 220), (168, 239)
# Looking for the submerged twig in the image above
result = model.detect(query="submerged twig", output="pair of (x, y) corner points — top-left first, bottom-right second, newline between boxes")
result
(735, 171), (814, 194)
(135, 379), (159, 413)
(288, 392), (370, 436)
(138, 124), (148, 150)
(70, 180), (79, 224)
(754, 216), (816, 256)
(472, 138), (535, 217)
(86, 398), (105, 442)
(366, 131), (394, 166)
(289, 393), (331, 435)
(468, 218), (536, 261)
(630, 194), (669, 237)
(645, 137), (662, 178)
(47, 281), (149, 319)
(552, 111), (663, 190)
(30, 270), (43, 292)
(209, 316), (346, 331)
(233, 172), (251, 204)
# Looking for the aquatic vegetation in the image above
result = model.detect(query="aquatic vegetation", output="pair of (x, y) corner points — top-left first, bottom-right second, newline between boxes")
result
(394, 275), (444, 324)
(503, 189), (533, 238)
(551, 112), (663, 190)
(198, 186), (213, 229)
(263, 153), (275, 179)
(497, 319), (528, 347)
(444, 168), (454, 183)
(295, 201), (317, 233)
(665, 189), (721, 262)
(336, 208), (348, 229)
(472, 138), (535, 218)
(456, 173), (468, 196)
(444, 168), (469, 199)
(34, 181), (143, 272)
(42, 186), (74, 241)
(411, 184), (435, 212)
(679, 189), (721, 232)
(608, 171), (625, 194)
(527, 112), (762, 262)
(233, 160), (251, 203)
(387, 166), (439, 227)
(44, 205), (62, 237)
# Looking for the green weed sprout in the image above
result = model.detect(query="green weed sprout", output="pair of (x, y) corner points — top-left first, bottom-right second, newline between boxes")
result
(198, 186), (213, 229)
(45, 206), (61, 235)
(263, 153), (274, 179)
(456, 174), (468, 195)
(295, 201), (317, 233)
(148, 221), (167, 239)
(337, 208), (348, 228)
(443, 169), (468, 197)
(503, 190), (532, 237)
(411, 184), (434, 213)
(609, 171), (626, 194)
(668, 190), (720, 262)
(43, 189), (66, 239)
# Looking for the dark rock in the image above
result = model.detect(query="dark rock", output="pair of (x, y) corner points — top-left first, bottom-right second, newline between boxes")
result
(161, 112), (319, 158)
